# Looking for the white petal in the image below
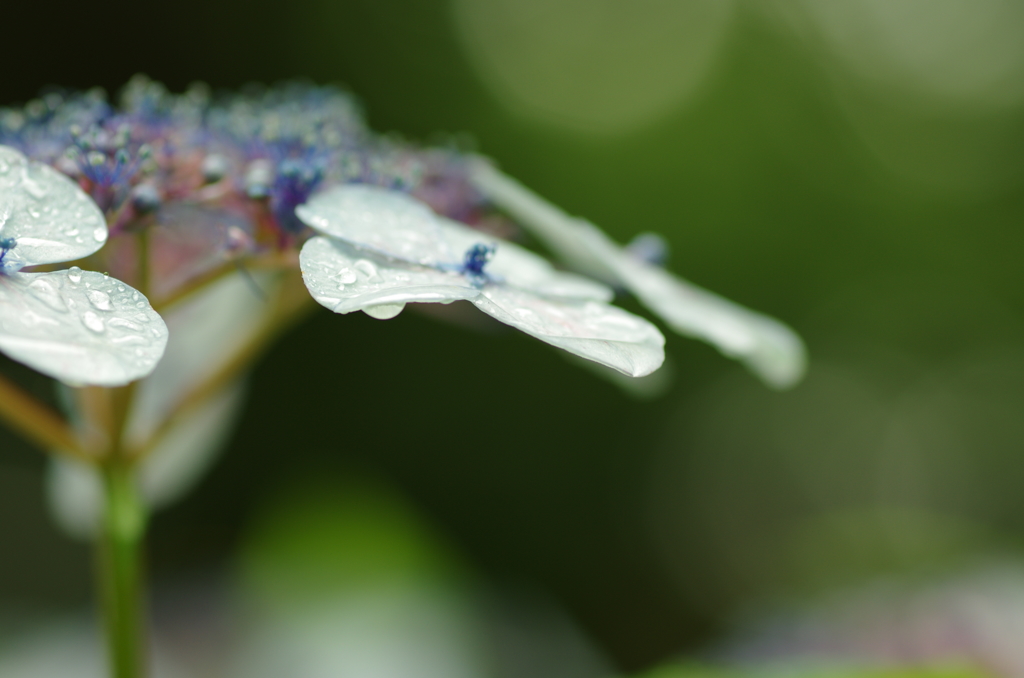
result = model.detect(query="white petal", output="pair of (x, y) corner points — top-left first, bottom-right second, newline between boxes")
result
(469, 160), (806, 388)
(0, 270), (168, 386)
(0, 145), (107, 271)
(300, 236), (480, 316)
(472, 286), (665, 377)
(298, 184), (613, 301)
(139, 380), (247, 509)
(297, 184), (466, 266)
(46, 456), (101, 539)
(591, 243), (807, 389)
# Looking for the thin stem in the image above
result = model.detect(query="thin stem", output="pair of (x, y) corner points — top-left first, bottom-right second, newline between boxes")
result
(0, 371), (88, 461)
(98, 458), (147, 678)
(152, 251), (297, 313)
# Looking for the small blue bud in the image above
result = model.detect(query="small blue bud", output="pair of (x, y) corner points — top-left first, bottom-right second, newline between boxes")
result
(461, 242), (495, 279)
(131, 184), (161, 213)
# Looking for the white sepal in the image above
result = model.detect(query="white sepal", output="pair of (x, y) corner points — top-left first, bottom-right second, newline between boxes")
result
(469, 160), (806, 388)
(473, 286), (665, 377)
(0, 269), (167, 386)
(0, 145), (107, 271)
(300, 237), (480, 317)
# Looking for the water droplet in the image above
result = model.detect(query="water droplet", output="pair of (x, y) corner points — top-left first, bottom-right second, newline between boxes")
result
(336, 267), (357, 286)
(117, 285), (125, 292)
(132, 291), (140, 301)
(65, 228), (79, 237)
(86, 289), (113, 311)
(363, 303), (405, 320)
(354, 259), (381, 282)
(28, 208), (41, 219)
(20, 169), (46, 198)
(28, 278), (67, 312)
(108, 317), (142, 331)
(135, 301), (145, 309)
(133, 313), (150, 323)
(66, 266), (82, 284)
(82, 311), (105, 333)
(92, 227), (106, 243)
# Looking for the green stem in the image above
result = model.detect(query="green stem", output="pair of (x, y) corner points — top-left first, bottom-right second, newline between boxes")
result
(98, 459), (148, 678)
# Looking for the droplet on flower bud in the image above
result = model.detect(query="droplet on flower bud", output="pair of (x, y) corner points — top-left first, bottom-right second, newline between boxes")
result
(224, 225), (252, 256)
(245, 159), (274, 199)
(131, 184), (161, 213)
(201, 154), (229, 184)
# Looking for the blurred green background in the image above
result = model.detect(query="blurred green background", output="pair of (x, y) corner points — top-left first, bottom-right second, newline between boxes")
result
(2, 0), (1024, 673)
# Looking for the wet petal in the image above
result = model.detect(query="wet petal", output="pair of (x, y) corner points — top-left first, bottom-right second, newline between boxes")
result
(297, 184), (464, 266)
(0, 145), (107, 271)
(472, 286), (665, 377)
(0, 269), (168, 386)
(590, 241), (807, 389)
(469, 160), (806, 388)
(300, 236), (480, 317)
(298, 184), (613, 301)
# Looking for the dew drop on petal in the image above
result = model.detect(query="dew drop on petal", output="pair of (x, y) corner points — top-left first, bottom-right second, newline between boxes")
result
(337, 267), (357, 285)
(86, 289), (113, 311)
(107, 317), (142, 331)
(93, 227), (106, 243)
(67, 266), (83, 284)
(354, 259), (381, 282)
(363, 303), (406, 320)
(21, 171), (46, 199)
(28, 277), (67, 312)
(82, 311), (105, 333)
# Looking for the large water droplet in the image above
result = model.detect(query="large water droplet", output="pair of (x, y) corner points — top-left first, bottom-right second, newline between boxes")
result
(82, 311), (105, 333)
(354, 259), (381, 282)
(363, 303), (405, 320)
(28, 278), (68, 312)
(86, 289), (113, 311)
(66, 266), (83, 284)
(336, 267), (357, 287)
(20, 169), (46, 199)
(92, 227), (106, 243)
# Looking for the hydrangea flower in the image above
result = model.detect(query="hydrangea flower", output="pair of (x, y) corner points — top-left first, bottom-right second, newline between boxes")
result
(0, 145), (167, 386)
(468, 160), (807, 389)
(297, 185), (666, 377)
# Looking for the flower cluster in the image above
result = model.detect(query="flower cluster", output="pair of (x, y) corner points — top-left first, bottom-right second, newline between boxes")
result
(0, 74), (803, 397)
